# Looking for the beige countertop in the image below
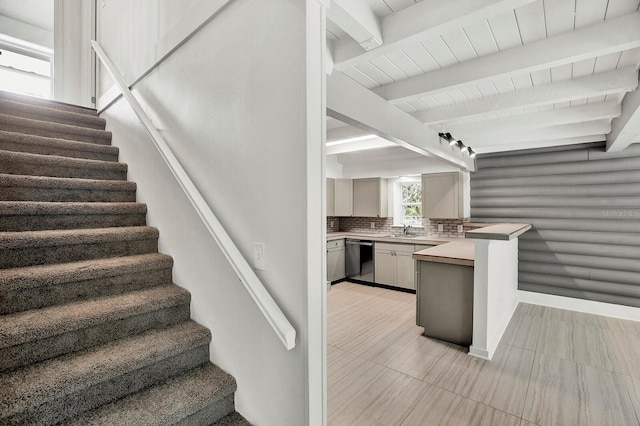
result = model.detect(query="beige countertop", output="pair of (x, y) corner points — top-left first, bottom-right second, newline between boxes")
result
(326, 232), (455, 246)
(412, 240), (475, 267)
(465, 223), (532, 240)
(328, 222), (531, 267)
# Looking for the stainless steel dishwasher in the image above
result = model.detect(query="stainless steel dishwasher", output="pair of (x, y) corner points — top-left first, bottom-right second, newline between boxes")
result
(345, 239), (374, 284)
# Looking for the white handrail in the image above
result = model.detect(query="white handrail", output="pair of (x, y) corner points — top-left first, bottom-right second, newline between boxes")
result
(91, 40), (296, 350)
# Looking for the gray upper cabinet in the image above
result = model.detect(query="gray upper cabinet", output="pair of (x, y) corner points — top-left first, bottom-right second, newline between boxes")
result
(421, 172), (468, 219)
(326, 178), (335, 217)
(353, 178), (388, 217)
(334, 178), (353, 216)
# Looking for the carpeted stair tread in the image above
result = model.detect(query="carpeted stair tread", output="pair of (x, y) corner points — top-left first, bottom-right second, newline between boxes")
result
(0, 201), (148, 231)
(0, 253), (172, 291)
(0, 113), (111, 144)
(0, 253), (174, 315)
(0, 130), (118, 161)
(0, 284), (190, 348)
(0, 149), (127, 180)
(0, 173), (136, 202)
(0, 99), (106, 129)
(0, 226), (159, 269)
(0, 285), (191, 371)
(0, 321), (211, 424)
(65, 363), (237, 426)
(212, 411), (252, 425)
(0, 90), (98, 116)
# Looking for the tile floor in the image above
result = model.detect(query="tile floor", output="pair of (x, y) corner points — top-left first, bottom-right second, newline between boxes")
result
(328, 282), (640, 426)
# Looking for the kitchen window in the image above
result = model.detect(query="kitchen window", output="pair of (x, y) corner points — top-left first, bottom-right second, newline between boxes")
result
(396, 180), (422, 226)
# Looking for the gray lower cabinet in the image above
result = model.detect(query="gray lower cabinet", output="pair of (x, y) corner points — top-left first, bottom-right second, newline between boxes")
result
(375, 243), (416, 290)
(327, 239), (345, 282)
(416, 260), (474, 346)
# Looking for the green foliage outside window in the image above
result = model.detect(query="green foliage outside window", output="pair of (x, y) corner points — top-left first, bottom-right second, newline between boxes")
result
(402, 183), (422, 226)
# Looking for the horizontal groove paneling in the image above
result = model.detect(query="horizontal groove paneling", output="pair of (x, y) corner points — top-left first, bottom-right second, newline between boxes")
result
(471, 170), (640, 188)
(519, 272), (640, 298)
(519, 262), (640, 286)
(471, 183), (640, 197)
(475, 157), (640, 180)
(471, 196), (640, 208)
(519, 230), (640, 246)
(519, 241), (640, 259)
(472, 207), (640, 220)
(478, 144), (640, 169)
(519, 251), (640, 273)
(471, 218), (639, 233)
(471, 144), (640, 307)
(519, 283), (640, 308)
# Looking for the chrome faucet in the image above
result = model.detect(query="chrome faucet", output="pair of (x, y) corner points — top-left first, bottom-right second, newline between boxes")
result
(403, 224), (411, 236)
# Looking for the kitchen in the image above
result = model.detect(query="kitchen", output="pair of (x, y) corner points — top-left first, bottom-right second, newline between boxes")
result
(323, 120), (537, 424)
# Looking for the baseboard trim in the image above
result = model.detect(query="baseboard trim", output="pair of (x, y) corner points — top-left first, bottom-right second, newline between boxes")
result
(518, 290), (640, 322)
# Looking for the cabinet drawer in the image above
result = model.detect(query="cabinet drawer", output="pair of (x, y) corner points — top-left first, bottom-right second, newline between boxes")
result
(376, 242), (415, 253)
(327, 239), (345, 249)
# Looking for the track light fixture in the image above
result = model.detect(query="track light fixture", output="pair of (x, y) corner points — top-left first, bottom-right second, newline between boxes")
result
(438, 131), (476, 159)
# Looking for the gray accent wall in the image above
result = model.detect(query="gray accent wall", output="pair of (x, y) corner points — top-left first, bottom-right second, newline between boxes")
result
(470, 143), (640, 307)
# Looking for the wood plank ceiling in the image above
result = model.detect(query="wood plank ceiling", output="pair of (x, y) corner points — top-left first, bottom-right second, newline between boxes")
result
(326, 0), (640, 157)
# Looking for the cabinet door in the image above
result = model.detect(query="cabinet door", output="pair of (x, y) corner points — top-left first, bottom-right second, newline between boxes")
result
(422, 173), (459, 219)
(327, 248), (345, 282)
(334, 179), (353, 216)
(353, 178), (387, 217)
(395, 252), (416, 290)
(375, 249), (395, 286)
(326, 178), (335, 217)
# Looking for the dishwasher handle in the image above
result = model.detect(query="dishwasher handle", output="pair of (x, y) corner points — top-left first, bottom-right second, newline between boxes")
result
(346, 239), (374, 247)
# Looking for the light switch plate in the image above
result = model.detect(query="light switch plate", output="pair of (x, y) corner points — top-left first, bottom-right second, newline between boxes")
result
(437, 224), (444, 232)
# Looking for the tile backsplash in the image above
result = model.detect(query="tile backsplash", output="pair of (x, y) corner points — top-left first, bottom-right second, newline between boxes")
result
(327, 216), (472, 238)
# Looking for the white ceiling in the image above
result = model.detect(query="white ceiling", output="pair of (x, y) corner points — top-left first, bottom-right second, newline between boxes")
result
(326, 0), (640, 161)
(0, 0), (53, 31)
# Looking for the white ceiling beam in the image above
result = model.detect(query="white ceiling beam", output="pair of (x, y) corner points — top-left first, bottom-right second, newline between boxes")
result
(327, 71), (474, 170)
(326, 125), (372, 142)
(327, 0), (382, 51)
(474, 135), (606, 154)
(607, 85), (640, 152)
(414, 67), (638, 124)
(373, 12), (640, 103)
(451, 102), (621, 137)
(326, 138), (396, 155)
(333, 0), (538, 70)
(467, 120), (611, 147)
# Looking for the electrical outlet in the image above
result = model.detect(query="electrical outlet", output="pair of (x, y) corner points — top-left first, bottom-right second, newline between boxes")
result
(437, 224), (444, 232)
(253, 242), (265, 271)
(457, 225), (464, 233)
(371, 222), (375, 229)
(330, 221), (334, 228)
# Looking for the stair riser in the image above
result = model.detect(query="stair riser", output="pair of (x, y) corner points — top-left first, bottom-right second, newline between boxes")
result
(0, 239), (158, 269)
(0, 186), (136, 202)
(0, 267), (173, 315)
(0, 123), (111, 145)
(0, 105), (106, 130)
(1, 304), (191, 372)
(179, 394), (236, 426)
(3, 345), (210, 425)
(0, 213), (147, 231)
(0, 160), (127, 181)
(0, 139), (118, 162)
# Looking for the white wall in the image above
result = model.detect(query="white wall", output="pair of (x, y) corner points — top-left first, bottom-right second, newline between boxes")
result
(53, 0), (93, 107)
(97, 0), (324, 424)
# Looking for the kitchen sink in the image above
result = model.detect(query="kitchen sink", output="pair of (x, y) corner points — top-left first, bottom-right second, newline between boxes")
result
(384, 234), (421, 239)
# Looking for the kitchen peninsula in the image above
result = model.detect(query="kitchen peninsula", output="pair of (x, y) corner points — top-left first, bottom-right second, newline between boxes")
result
(413, 222), (531, 360)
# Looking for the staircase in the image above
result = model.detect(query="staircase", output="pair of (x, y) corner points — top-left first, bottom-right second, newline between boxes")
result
(0, 91), (250, 425)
